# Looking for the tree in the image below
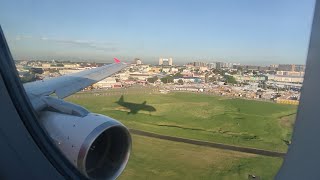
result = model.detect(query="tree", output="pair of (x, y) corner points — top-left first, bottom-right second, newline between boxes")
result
(20, 73), (36, 83)
(178, 79), (184, 85)
(205, 73), (209, 83)
(259, 81), (267, 89)
(29, 68), (44, 74)
(224, 75), (237, 84)
(173, 72), (183, 78)
(51, 63), (64, 67)
(128, 76), (136, 81)
(160, 75), (174, 83)
(228, 70), (237, 75)
(208, 76), (217, 82)
(147, 76), (158, 83)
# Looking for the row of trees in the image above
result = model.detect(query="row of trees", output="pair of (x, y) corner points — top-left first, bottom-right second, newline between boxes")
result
(147, 72), (239, 85)
(160, 76), (174, 83)
(147, 72), (185, 84)
(147, 76), (158, 83)
(223, 75), (237, 84)
(147, 74), (237, 85)
(20, 73), (36, 83)
(147, 77), (183, 84)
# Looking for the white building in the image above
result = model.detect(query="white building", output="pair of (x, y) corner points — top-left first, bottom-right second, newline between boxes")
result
(118, 72), (130, 80)
(171, 67), (179, 73)
(159, 58), (163, 65)
(268, 75), (304, 83)
(64, 63), (80, 68)
(159, 57), (173, 66)
(169, 58), (173, 66)
(207, 63), (216, 69)
(42, 63), (51, 68)
(162, 67), (170, 73)
(129, 73), (152, 80)
(199, 66), (208, 72)
(95, 77), (119, 88)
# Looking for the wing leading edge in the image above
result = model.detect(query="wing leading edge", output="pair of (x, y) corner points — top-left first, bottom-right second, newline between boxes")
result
(24, 58), (127, 110)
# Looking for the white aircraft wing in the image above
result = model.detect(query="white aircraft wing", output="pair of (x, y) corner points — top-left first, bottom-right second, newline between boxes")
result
(23, 60), (127, 111)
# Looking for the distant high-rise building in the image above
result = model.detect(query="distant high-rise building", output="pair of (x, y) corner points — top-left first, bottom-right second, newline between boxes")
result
(278, 64), (294, 71)
(193, 62), (207, 67)
(159, 58), (163, 65)
(211, 62), (239, 69)
(293, 64), (305, 72)
(225, 62), (234, 68)
(207, 63), (217, 69)
(159, 57), (173, 66)
(278, 64), (305, 72)
(216, 62), (223, 69)
(246, 65), (259, 71)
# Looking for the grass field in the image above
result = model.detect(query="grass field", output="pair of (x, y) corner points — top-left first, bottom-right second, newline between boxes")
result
(67, 90), (296, 152)
(118, 135), (283, 180)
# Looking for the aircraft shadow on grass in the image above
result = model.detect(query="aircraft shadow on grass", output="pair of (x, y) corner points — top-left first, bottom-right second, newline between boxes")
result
(116, 95), (156, 115)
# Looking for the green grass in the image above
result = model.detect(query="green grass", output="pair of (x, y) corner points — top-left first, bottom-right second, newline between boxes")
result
(118, 135), (283, 180)
(67, 90), (297, 152)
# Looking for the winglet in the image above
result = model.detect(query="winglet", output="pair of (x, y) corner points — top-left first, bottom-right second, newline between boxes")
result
(114, 58), (121, 63)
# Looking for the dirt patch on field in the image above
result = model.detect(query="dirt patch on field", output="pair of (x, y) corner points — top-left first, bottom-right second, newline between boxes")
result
(279, 113), (296, 128)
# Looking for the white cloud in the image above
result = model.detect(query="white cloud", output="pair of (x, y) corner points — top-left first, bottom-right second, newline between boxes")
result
(40, 37), (118, 52)
(15, 35), (32, 41)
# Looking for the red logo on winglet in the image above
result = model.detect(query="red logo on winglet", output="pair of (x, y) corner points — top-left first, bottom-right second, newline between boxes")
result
(114, 58), (121, 63)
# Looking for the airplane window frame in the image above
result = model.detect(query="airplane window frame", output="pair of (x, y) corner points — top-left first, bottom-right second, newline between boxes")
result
(0, 1), (319, 179)
(0, 26), (87, 179)
(275, 1), (320, 179)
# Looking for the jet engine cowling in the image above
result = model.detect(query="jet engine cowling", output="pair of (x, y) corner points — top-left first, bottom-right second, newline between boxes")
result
(38, 110), (131, 180)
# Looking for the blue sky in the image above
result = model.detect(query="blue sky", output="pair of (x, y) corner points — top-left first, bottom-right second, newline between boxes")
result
(0, 0), (315, 65)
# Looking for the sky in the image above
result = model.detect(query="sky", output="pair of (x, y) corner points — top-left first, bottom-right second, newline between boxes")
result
(0, 0), (316, 65)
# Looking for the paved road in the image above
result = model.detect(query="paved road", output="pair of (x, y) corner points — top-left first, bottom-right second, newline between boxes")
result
(130, 129), (286, 158)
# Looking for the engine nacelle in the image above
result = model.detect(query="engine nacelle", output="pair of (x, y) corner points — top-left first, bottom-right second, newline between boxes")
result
(38, 110), (131, 180)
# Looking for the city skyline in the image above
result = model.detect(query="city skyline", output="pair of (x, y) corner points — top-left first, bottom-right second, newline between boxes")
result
(0, 0), (315, 64)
